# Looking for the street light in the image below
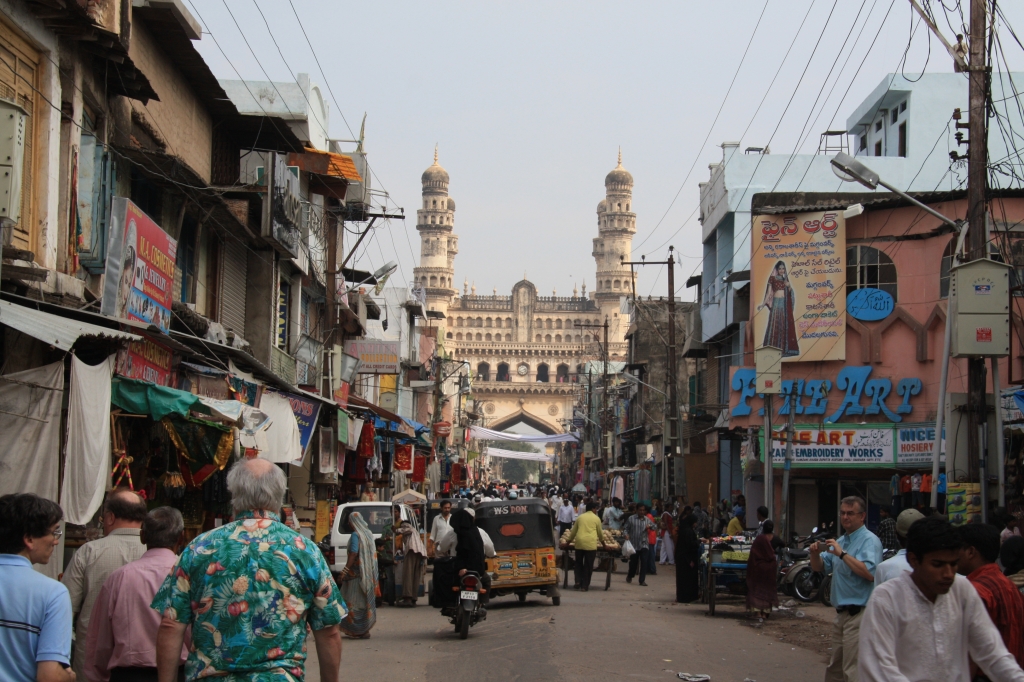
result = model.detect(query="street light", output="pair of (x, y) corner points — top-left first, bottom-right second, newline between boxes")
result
(830, 151), (964, 511)
(830, 152), (959, 229)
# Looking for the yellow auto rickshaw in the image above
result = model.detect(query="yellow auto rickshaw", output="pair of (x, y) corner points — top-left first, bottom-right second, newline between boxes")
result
(474, 499), (561, 605)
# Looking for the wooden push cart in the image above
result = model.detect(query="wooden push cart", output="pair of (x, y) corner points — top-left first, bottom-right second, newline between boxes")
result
(560, 546), (622, 591)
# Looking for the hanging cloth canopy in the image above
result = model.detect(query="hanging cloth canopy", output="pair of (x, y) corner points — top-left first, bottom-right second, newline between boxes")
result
(485, 447), (553, 462)
(470, 425), (578, 443)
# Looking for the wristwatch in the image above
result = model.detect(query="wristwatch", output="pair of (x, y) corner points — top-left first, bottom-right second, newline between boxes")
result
(839, 551), (848, 561)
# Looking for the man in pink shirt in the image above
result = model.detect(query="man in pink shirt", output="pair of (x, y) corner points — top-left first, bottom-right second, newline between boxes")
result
(85, 507), (187, 682)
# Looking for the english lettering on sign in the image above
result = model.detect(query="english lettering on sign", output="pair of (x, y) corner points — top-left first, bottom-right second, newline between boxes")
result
(731, 366), (923, 423)
(762, 425), (894, 468)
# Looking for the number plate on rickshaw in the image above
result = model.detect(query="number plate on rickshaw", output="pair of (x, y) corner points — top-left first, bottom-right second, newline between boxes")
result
(460, 591), (478, 600)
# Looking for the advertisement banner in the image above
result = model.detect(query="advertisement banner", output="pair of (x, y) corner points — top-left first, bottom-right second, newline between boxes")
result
(752, 210), (846, 362)
(895, 424), (946, 467)
(101, 198), (177, 333)
(115, 338), (173, 386)
(344, 339), (400, 374)
(270, 390), (322, 453)
(761, 425), (893, 468)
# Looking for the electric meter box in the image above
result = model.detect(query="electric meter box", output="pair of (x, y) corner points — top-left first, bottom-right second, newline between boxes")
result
(755, 345), (782, 394)
(0, 98), (27, 224)
(949, 258), (1012, 357)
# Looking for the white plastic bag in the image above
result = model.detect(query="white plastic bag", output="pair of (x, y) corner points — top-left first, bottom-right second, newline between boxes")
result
(621, 538), (636, 558)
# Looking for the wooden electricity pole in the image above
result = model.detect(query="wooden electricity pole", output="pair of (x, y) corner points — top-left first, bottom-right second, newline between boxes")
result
(966, 0), (990, 486)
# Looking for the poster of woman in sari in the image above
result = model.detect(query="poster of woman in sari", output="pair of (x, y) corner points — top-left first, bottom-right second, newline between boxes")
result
(759, 260), (800, 356)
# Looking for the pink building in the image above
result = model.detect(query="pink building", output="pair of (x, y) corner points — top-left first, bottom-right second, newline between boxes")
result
(726, 190), (1024, 534)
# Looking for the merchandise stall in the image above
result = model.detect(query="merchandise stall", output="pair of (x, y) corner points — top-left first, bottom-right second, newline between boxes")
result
(701, 534), (753, 616)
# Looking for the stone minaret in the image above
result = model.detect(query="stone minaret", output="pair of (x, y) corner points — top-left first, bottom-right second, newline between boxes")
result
(413, 147), (458, 317)
(592, 149), (636, 344)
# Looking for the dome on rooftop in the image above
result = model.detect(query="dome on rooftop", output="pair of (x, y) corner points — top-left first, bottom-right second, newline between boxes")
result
(605, 148), (633, 187)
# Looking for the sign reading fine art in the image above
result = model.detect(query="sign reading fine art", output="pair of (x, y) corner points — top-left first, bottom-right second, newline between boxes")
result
(344, 339), (400, 374)
(752, 210), (846, 362)
(100, 198), (178, 334)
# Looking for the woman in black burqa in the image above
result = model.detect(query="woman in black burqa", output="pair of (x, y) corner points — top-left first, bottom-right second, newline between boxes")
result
(674, 513), (702, 603)
(449, 509), (489, 601)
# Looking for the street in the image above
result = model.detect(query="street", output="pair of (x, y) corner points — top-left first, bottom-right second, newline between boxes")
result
(309, 564), (829, 682)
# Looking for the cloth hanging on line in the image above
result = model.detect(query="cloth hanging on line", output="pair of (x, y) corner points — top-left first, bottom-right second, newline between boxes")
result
(357, 420), (375, 459)
(485, 447), (553, 462)
(469, 425), (579, 443)
(426, 458), (441, 492)
(257, 391), (302, 464)
(394, 443), (413, 472)
(61, 355), (115, 525)
(0, 361), (65, 579)
(348, 417), (363, 451)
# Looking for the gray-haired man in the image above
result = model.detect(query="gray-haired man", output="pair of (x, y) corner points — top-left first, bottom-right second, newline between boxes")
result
(152, 458), (345, 682)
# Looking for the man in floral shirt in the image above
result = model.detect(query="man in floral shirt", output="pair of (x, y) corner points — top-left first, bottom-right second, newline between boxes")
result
(151, 458), (345, 681)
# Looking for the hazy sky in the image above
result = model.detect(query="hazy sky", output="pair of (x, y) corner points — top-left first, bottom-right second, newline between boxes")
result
(189, 1), (1024, 301)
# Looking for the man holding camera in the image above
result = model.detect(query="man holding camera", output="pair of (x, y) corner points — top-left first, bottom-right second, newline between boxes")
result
(810, 496), (882, 682)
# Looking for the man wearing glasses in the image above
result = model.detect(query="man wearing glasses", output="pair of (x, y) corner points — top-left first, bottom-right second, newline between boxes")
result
(810, 496), (882, 682)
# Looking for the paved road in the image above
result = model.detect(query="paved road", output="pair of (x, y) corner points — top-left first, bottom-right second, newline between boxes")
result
(307, 562), (828, 682)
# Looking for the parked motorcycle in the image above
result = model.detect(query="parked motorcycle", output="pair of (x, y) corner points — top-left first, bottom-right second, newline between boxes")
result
(441, 570), (487, 639)
(780, 524), (834, 603)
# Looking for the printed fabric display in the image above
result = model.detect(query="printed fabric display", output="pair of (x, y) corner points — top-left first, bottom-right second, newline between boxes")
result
(357, 420), (375, 459)
(394, 443), (413, 472)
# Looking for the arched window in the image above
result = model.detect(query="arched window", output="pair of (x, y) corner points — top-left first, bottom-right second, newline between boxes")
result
(556, 364), (570, 382)
(536, 334), (543, 342)
(555, 334), (562, 342)
(537, 363), (550, 382)
(485, 317), (492, 327)
(613, 280), (621, 289)
(505, 317), (512, 327)
(457, 317), (464, 327)
(430, 275), (438, 287)
(626, 203), (630, 211)
(456, 333), (463, 340)
(505, 334), (512, 342)
(555, 319), (562, 329)
(476, 317), (483, 327)
(575, 335), (581, 342)
(545, 334), (552, 342)
(605, 279), (612, 290)
(535, 318), (543, 328)
(430, 216), (435, 224)
(432, 200), (437, 207)
(847, 245), (897, 301)
(585, 334), (591, 342)
(477, 362), (490, 381)
(494, 318), (502, 328)
(545, 319), (552, 329)
(446, 332), (453, 339)
(617, 202), (621, 210)
(497, 363), (510, 382)
(485, 333), (492, 341)
(476, 333), (482, 341)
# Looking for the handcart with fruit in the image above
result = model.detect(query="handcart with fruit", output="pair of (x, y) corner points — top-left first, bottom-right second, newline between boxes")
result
(559, 527), (623, 591)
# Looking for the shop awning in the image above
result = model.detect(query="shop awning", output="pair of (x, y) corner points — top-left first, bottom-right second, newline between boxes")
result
(0, 300), (142, 351)
(347, 394), (405, 425)
(287, 148), (361, 200)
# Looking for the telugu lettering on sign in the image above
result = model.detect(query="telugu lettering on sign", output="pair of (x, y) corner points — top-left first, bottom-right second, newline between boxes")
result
(752, 210), (846, 362)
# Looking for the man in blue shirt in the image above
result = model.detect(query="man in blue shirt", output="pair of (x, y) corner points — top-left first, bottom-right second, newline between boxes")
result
(0, 493), (74, 682)
(810, 495), (882, 682)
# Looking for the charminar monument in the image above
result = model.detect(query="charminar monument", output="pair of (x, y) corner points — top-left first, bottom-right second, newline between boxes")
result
(412, 148), (637, 435)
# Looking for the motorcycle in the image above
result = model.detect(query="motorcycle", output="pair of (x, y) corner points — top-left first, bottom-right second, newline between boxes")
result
(441, 570), (487, 639)
(780, 523), (835, 603)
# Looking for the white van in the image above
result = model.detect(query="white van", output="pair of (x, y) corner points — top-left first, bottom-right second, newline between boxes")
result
(326, 502), (410, 573)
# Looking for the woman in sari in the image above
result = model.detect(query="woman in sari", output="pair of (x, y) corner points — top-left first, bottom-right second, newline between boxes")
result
(338, 511), (378, 638)
(674, 514), (702, 603)
(745, 519), (779, 618)
(759, 260), (800, 356)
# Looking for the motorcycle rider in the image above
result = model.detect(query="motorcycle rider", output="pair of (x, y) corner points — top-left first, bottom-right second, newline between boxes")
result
(449, 509), (491, 602)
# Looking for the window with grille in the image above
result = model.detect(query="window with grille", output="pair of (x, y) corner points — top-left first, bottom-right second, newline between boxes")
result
(846, 245), (898, 301)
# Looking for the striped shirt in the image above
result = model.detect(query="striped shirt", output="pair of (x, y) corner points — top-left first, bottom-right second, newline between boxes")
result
(624, 514), (654, 550)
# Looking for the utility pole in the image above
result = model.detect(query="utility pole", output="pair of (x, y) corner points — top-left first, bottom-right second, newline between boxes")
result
(780, 388), (796, 541)
(965, 0), (990, 492)
(622, 246), (682, 498)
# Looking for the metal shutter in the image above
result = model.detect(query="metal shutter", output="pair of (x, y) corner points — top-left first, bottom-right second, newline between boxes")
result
(219, 238), (247, 335)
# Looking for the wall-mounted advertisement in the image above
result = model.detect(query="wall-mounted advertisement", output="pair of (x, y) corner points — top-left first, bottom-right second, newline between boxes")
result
(752, 210), (846, 362)
(100, 198), (177, 334)
(344, 339), (400, 374)
(895, 424), (946, 468)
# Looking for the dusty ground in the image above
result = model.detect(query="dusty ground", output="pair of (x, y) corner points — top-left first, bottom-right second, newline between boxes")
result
(304, 562), (830, 681)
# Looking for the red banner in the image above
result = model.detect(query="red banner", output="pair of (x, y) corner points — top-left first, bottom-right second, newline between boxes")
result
(115, 338), (173, 386)
(411, 454), (426, 483)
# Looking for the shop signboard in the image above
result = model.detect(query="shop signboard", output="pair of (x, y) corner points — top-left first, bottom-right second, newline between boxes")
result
(344, 339), (400, 374)
(101, 198), (177, 333)
(895, 424), (946, 467)
(761, 424), (893, 468)
(115, 337), (172, 386)
(752, 209), (846, 362)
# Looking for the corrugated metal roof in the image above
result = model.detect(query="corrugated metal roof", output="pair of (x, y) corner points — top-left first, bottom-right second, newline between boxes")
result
(0, 300), (142, 351)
